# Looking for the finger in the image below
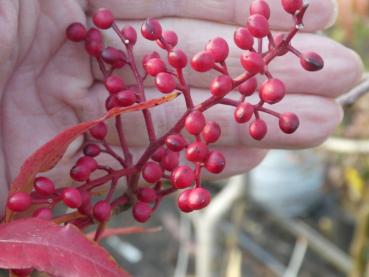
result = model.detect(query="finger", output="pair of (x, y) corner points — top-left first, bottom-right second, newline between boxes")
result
(92, 18), (363, 98)
(87, 0), (337, 31)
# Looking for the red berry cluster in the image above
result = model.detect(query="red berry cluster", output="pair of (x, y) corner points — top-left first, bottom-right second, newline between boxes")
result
(7, 0), (323, 239)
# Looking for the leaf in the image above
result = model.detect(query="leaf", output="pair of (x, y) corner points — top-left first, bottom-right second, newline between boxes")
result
(5, 92), (179, 221)
(0, 218), (130, 277)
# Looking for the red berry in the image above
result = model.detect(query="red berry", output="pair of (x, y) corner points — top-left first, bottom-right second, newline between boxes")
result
(86, 28), (103, 42)
(177, 190), (194, 213)
(93, 200), (112, 222)
(171, 166), (195, 189)
(250, 0), (270, 19)
(66, 23), (87, 42)
(191, 51), (215, 72)
(151, 146), (166, 162)
(165, 133), (187, 152)
(168, 49), (187, 69)
(210, 75), (233, 97)
(201, 121), (221, 144)
(32, 207), (53, 220)
(259, 79), (285, 104)
(101, 47), (126, 68)
(137, 188), (157, 203)
(34, 176), (55, 196)
(141, 18), (162, 40)
(186, 142), (209, 162)
(145, 58), (166, 76)
(155, 72), (176, 94)
(105, 75), (124, 94)
(234, 27), (254, 50)
(238, 77), (257, 96)
(157, 30), (178, 49)
(70, 165), (91, 182)
(85, 40), (103, 57)
(132, 202), (152, 223)
(281, 0), (303, 14)
(185, 111), (206, 135)
(249, 119), (267, 140)
(83, 143), (101, 157)
(11, 268), (33, 277)
(90, 122), (108, 140)
(142, 161), (163, 183)
(279, 112), (299, 134)
(62, 188), (82, 208)
(247, 14), (270, 38)
(205, 151), (226, 174)
(161, 150), (180, 171)
(188, 188), (211, 210)
(116, 89), (137, 107)
(234, 103), (254, 123)
(121, 25), (137, 45)
(205, 37), (229, 62)
(105, 95), (120, 110)
(240, 51), (265, 74)
(7, 192), (32, 212)
(78, 191), (92, 215)
(300, 52), (324, 72)
(76, 156), (98, 172)
(93, 8), (115, 29)
(142, 51), (160, 69)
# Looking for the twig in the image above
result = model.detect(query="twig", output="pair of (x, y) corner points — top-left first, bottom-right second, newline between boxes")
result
(320, 137), (369, 154)
(284, 237), (308, 277)
(337, 74), (369, 106)
(173, 214), (192, 277)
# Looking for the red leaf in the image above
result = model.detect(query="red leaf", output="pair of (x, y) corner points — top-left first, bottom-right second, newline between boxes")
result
(0, 218), (130, 277)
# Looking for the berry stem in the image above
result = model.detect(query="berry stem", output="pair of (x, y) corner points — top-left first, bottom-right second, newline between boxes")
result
(115, 115), (133, 166)
(102, 140), (126, 167)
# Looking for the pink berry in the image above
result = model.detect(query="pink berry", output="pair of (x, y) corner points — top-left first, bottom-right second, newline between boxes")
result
(121, 25), (137, 45)
(132, 202), (152, 223)
(210, 75), (233, 97)
(205, 151), (226, 174)
(191, 51), (215, 72)
(247, 14), (270, 38)
(105, 75), (124, 94)
(70, 165), (91, 182)
(32, 207), (53, 220)
(93, 200), (112, 222)
(142, 161), (163, 183)
(76, 156), (98, 172)
(259, 79), (285, 104)
(78, 191), (92, 215)
(145, 58), (166, 76)
(185, 111), (206, 135)
(157, 30), (178, 49)
(160, 150), (180, 171)
(62, 188), (82, 208)
(137, 188), (157, 203)
(177, 190), (193, 213)
(279, 112), (299, 134)
(155, 72), (176, 94)
(249, 119), (267, 140)
(7, 192), (32, 212)
(141, 18), (162, 40)
(11, 268), (33, 277)
(201, 121), (221, 144)
(105, 95), (120, 110)
(300, 52), (324, 72)
(234, 103), (254, 123)
(85, 40), (103, 57)
(186, 142), (209, 162)
(272, 33), (289, 56)
(171, 166), (195, 189)
(234, 27), (254, 50)
(151, 146), (166, 162)
(93, 8), (115, 29)
(66, 23), (87, 42)
(90, 122), (108, 140)
(205, 37), (229, 62)
(250, 0), (270, 19)
(240, 51), (265, 74)
(188, 188), (211, 210)
(116, 89), (137, 107)
(101, 47), (126, 68)
(238, 77), (257, 96)
(165, 133), (187, 152)
(168, 49), (188, 69)
(34, 176), (55, 196)
(83, 143), (101, 157)
(86, 28), (103, 42)
(142, 51), (160, 69)
(281, 0), (303, 14)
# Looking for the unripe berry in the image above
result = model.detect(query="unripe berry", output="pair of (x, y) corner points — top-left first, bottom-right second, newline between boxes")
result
(132, 202), (152, 223)
(191, 51), (215, 72)
(205, 151), (226, 174)
(142, 161), (163, 183)
(116, 89), (137, 107)
(259, 79), (286, 104)
(210, 75), (233, 97)
(7, 192), (32, 212)
(279, 112), (299, 134)
(161, 150), (180, 171)
(145, 58), (166, 76)
(188, 188), (211, 210)
(240, 51), (265, 74)
(101, 47), (126, 68)
(70, 165), (91, 182)
(157, 30), (178, 49)
(155, 72), (176, 94)
(11, 268), (33, 277)
(32, 207), (53, 220)
(62, 188), (82, 208)
(171, 166), (195, 189)
(121, 25), (137, 45)
(141, 18), (162, 40)
(178, 190), (193, 213)
(185, 111), (206, 135)
(34, 176), (55, 196)
(93, 8), (115, 29)
(76, 156), (98, 172)
(186, 142), (209, 162)
(250, 0), (271, 19)
(234, 103), (254, 123)
(165, 133), (187, 152)
(238, 77), (257, 96)
(249, 119), (267, 140)
(201, 121), (221, 144)
(151, 146), (166, 162)
(83, 143), (101, 157)
(93, 200), (112, 222)
(105, 95), (120, 110)
(137, 187), (157, 203)
(281, 0), (303, 14)
(205, 37), (229, 62)
(90, 122), (107, 141)
(300, 52), (324, 72)
(234, 27), (254, 50)
(168, 49), (187, 69)
(66, 23), (87, 42)
(142, 51), (160, 69)
(247, 14), (270, 38)
(105, 75), (124, 94)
